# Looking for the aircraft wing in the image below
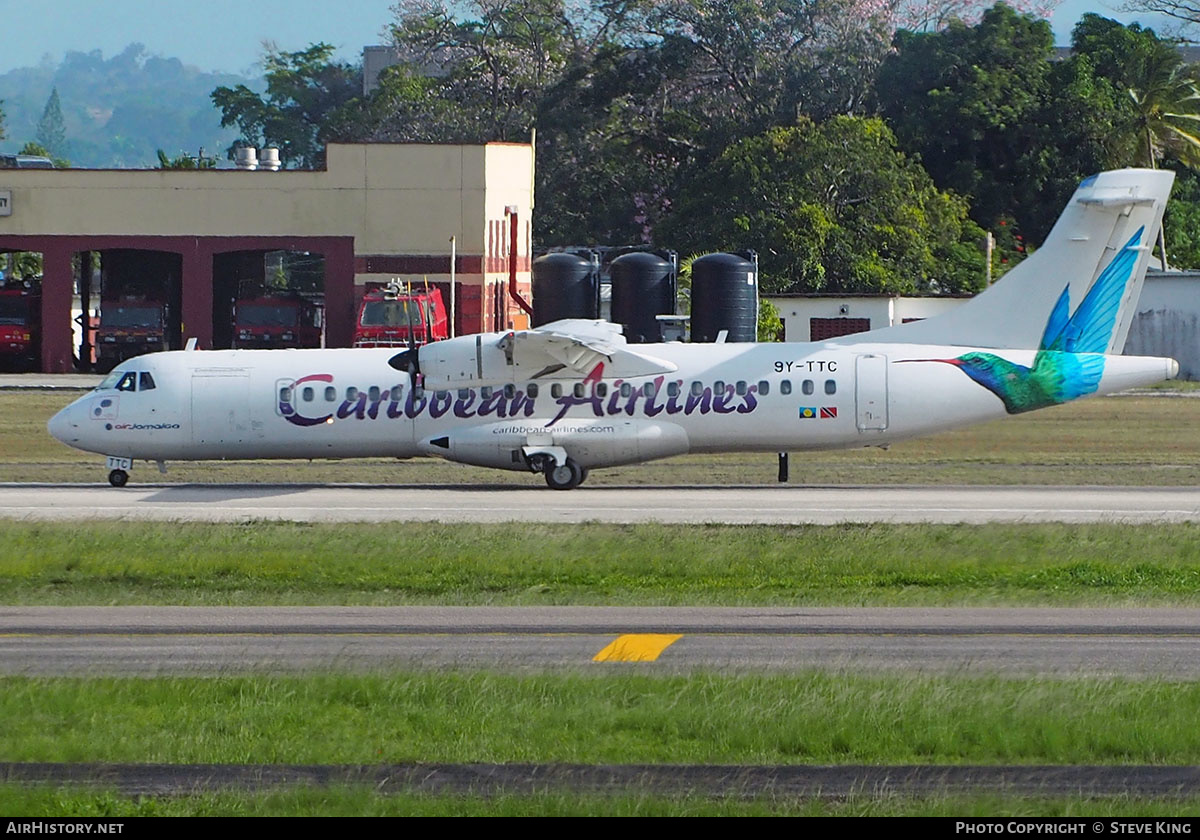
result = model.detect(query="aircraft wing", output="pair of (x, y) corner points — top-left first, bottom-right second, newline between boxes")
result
(411, 320), (677, 389)
(508, 320), (678, 380)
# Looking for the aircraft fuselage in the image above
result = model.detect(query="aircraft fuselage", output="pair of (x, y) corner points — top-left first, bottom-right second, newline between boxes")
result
(47, 341), (1177, 477)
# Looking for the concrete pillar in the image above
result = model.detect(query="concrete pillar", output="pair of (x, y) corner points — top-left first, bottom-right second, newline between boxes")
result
(180, 240), (212, 349)
(324, 239), (356, 348)
(40, 244), (74, 373)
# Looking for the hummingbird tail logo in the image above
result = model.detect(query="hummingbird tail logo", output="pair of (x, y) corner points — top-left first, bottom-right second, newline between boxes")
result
(900, 226), (1143, 414)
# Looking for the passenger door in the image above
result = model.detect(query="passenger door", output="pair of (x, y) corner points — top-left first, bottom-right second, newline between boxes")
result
(855, 354), (889, 432)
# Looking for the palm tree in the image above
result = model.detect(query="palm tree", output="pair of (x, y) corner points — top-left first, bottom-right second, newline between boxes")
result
(1126, 44), (1200, 269)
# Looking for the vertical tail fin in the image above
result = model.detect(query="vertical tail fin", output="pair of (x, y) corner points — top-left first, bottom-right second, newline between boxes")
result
(858, 168), (1174, 351)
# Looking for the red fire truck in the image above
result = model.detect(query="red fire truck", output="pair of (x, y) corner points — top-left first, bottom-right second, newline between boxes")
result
(353, 282), (448, 347)
(96, 296), (168, 372)
(233, 295), (323, 349)
(0, 285), (40, 371)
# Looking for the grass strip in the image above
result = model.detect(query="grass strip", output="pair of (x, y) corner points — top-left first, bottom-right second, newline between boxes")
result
(5, 391), (1200, 486)
(5, 672), (1200, 766)
(4, 786), (1200, 817)
(3, 521), (1200, 606)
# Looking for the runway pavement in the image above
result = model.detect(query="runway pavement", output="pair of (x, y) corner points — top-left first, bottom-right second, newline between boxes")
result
(1, 483), (1199, 524)
(6, 606), (1200, 676)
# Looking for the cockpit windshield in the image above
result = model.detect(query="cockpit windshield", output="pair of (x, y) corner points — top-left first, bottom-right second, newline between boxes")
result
(0, 297), (30, 325)
(96, 370), (125, 390)
(103, 306), (162, 328)
(95, 369), (155, 392)
(238, 304), (299, 327)
(360, 300), (428, 327)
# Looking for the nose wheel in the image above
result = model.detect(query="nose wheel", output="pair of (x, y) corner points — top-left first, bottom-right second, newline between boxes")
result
(544, 458), (586, 490)
(108, 469), (129, 487)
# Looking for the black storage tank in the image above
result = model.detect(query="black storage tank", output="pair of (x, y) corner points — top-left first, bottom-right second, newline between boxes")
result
(690, 251), (758, 342)
(532, 251), (600, 326)
(609, 250), (676, 343)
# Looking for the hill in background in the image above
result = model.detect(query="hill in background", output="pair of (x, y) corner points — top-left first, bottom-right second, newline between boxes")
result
(0, 43), (256, 168)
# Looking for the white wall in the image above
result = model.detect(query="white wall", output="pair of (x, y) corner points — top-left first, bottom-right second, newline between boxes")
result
(1124, 271), (1200, 380)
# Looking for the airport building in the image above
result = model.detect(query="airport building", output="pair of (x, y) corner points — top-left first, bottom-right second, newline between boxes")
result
(0, 142), (534, 372)
(769, 271), (1200, 380)
(767, 293), (973, 342)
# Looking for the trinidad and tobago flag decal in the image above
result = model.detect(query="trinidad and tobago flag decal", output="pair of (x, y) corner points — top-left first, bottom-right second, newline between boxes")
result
(820, 406), (838, 419)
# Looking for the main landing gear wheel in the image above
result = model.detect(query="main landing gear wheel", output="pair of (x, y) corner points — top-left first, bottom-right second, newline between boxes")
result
(108, 469), (129, 488)
(544, 458), (585, 490)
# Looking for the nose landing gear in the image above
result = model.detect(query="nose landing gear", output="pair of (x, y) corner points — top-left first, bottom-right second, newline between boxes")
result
(104, 456), (133, 487)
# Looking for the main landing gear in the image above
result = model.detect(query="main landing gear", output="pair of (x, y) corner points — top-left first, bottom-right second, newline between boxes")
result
(526, 452), (589, 490)
(108, 469), (128, 487)
(544, 458), (587, 490)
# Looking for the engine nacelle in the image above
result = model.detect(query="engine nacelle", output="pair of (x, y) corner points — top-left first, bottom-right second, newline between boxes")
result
(415, 333), (512, 390)
(419, 418), (689, 471)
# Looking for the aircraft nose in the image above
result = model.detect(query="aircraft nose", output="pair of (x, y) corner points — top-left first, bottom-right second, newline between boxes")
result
(47, 404), (77, 445)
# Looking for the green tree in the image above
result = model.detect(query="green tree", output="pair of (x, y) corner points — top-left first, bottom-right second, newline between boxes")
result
(155, 148), (217, 169)
(874, 5), (1142, 247)
(1159, 166), (1200, 268)
(1070, 14), (1200, 267)
(758, 299), (783, 342)
(874, 5), (1059, 237)
(18, 141), (69, 169)
(382, 0), (576, 142)
(661, 117), (987, 295)
(1125, 45), (1200, 172)
(370, 0), (899, 244)
(211, 42), (361, 168)
(35, 87), (67, 158)
(1071, 14), (1200, 170)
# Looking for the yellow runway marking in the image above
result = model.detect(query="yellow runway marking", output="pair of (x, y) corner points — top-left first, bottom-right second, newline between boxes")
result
(592, 634), (683, 662)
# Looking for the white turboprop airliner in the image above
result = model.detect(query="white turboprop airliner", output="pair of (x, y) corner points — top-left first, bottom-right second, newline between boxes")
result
(49, 168), (1181, 489)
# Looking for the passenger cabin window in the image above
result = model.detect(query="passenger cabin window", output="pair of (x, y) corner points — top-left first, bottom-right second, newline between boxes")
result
(481, 386), (493, 399)
(573, 383), (585, 398)
(714, 380), (725, 395)
(551, 384), (562, 398)
(735, 380), (747, 396)
(527, 384), (539, 398)
(368, 386), (381, 402)
(668, 382), (679, 397)
(504, 384), (516, 399)
(458, 389), (471, 399)
(596, 383), (607, 398)
(758, 380), (769, 395)
(279, 386), (292, 402)
(642, 382), (654, 397)
(825, 379), (837, 395)
(780, 380), (792, 395)
(346, 387), (359, 401)
(116, 372), (137, 392)
(690, 381), (704, 396)
(302, 387), (314, 402)
(324, 386), (336, 402)
(802, 379), (814, 395)
(621, 383), (632, 398)
(138, 372), (156, 391)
